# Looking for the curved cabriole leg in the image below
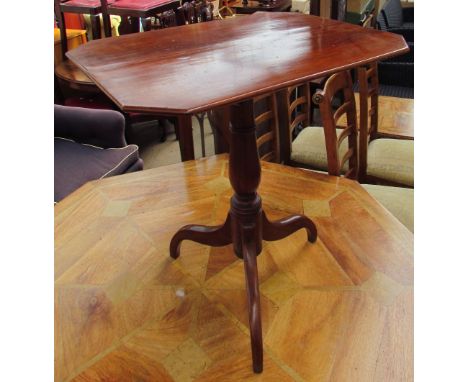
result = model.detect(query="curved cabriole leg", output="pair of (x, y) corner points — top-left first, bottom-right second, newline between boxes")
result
(169, 215), (232, 259)
(241, 227), (263, 373)
(262, 211), (317, 243)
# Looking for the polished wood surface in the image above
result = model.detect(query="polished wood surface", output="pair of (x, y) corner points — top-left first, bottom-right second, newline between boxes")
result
(55, 155), (413, 381)
(66, 13), (410, 372)
(67, 12), (408, 115)
(336, 87), (413, 141)
(372, 95), (413, 139)
(230, 0), (292, 14)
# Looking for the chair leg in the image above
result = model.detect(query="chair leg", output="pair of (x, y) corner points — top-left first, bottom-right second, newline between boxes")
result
(90, 14), (102, 40)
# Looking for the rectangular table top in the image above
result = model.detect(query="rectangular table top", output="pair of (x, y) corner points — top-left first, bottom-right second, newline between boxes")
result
(67, 12), (408, 115)
(55, 155), (413, 381)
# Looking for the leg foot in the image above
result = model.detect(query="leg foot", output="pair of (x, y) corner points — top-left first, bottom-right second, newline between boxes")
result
(170, 215), (232, 259)
(241, 226), (263, 373)
(262, 211), (317, 243)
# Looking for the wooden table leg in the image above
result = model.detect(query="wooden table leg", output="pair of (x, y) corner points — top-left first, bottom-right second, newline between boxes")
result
(176, 114), (195, 161)
(209, 106), (231, 155)
(170, 100), (317, 373)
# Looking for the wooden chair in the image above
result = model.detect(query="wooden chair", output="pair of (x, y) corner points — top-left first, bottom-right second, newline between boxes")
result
(357, 62), (414, 187)
(54, 0), (105, 94)
(59, 0), (112, 40)
(206, 93), (280, 162)
(253, 93), (281, 163)
(312, 70), (413, 232)
(309, 0), (347, 123)
(102, 0), (181, 32)
(277, 81), (346, 173)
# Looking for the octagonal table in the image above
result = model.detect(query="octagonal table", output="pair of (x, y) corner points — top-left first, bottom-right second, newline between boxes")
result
(55, 155), (413, 381)
(67, 12), (409, 373)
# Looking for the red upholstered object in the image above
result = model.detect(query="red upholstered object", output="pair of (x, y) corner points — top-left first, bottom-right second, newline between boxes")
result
(62, 0), (101, 6)
(110, 0), (172, 10)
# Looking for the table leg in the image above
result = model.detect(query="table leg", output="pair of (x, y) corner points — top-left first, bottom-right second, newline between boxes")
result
(209, 106), (231, 155)
(170, 99), (317, 373)
(176, 114), (195, 161)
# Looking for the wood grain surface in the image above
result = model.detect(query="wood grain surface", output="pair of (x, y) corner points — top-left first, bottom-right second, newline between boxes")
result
(67, 12), (408, 114)
(55, 155), (413, 381)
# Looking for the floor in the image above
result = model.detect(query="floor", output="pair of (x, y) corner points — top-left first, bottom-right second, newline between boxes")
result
(131, 116), (215, 169)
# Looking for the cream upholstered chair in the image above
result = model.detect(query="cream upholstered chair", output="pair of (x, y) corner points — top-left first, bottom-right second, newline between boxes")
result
(303, 70), (414, 232)
(277, 81), (348, 173)
(357, 62), (414, 187)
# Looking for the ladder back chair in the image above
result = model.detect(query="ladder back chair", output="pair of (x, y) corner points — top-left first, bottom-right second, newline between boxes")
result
(277, 81), (349, 173)
(253, 93), (281, 163)
(316, 70), (414, 232)
(357, 62), (414, 187)
(312, 70), (358, 179)
(54, 0), (109, 95)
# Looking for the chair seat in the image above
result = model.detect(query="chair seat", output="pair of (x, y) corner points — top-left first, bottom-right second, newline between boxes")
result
(61, 0), (103, 6)
(367, 138), (414, 186)
(363, 184), (414, 232)
(54, 137), (140, 202)
(110, 0), (172, 10)
(291, 126), (348, 172)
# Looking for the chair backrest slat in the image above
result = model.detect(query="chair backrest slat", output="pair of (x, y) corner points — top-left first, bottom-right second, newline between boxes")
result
(254, 93), (280, 163)
(357, 62), (379, 181)
(277, 83), (311, 164)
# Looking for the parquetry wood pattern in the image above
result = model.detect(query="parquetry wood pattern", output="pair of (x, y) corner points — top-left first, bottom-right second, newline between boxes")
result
(55, 155), (413, 381)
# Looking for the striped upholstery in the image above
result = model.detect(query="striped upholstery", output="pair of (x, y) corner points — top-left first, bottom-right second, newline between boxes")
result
(382, 0), (403, 28)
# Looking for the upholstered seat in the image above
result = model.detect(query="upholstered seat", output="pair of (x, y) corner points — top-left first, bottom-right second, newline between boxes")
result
(55, 138), (141, 202)
(110, 0), (171, 10)
(291, 126), (348, 172)
(62, 0), (105, 6)
(367, 138), (414, 187)
(54, 105), (144, 203)
(362, 184), (414, 232)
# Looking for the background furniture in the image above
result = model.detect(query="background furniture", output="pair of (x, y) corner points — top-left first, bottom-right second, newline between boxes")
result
(357, 63), (413, 187)
(67, 12), (409, 372)
(55, 154), (413, 381)
(54, 28), (87, 66)
(379, 0), (413, 41)
(54, 105), (143, 202)
(312, 70), (413, 231)
(102, 0), (181, 32)
(230, 0), (292, 14)
(59, 0), (111, 39)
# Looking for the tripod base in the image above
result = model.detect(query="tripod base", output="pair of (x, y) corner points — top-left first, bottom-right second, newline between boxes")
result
(170, 204), (317, 373)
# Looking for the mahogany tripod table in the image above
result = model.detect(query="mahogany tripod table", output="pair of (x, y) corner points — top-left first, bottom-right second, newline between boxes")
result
(67, 12), (408, 373)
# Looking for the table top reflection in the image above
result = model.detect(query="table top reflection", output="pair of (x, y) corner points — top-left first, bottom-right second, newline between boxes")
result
(67, 12), (408, 115)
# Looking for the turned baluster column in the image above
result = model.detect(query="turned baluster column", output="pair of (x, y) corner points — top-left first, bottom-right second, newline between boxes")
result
(228, 100), (264, 373)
